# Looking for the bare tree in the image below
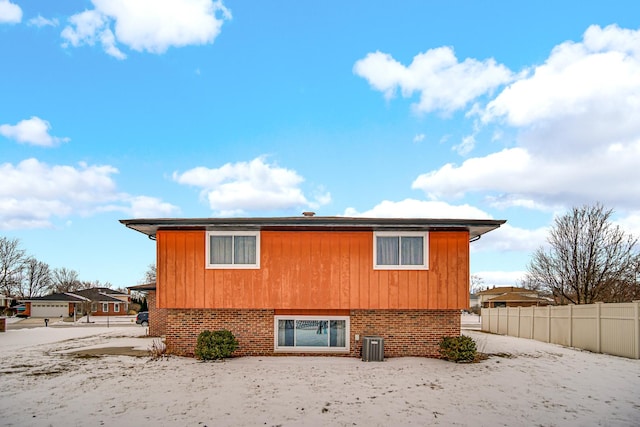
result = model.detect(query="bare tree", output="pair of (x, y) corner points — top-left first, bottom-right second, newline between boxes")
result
(52, 267), (81, 293)
(0, 237), (26, 296)
(143, 263), (156, 283)
(526, 204), (638, 304)
(18, 257), (52, 298)
(470, 274), (484, 294)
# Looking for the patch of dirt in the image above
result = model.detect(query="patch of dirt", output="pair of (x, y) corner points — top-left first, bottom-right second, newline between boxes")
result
(66, 347), (150, 358)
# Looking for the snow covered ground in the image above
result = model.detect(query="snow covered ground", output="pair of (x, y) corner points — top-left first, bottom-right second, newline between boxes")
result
(0, 320), (639, 427)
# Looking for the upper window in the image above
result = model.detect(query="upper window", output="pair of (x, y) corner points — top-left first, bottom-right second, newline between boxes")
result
(373, 231), (429, 270)
(206, 231), (260, 269)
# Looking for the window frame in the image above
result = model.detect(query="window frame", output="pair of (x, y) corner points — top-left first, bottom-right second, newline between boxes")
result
(373, 231), (429, 270)
(274, 315), (350, 353)
(102, 302), (109, 313)
(205, 230), (261, 269)
(114, 303), (120, 313)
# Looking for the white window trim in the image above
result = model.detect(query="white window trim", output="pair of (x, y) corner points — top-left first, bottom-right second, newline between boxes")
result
(205, 230), (260, 269)
(114, 303), (120, 313)
(373, 231), (429, 270)
(274, 315), (350, 353)
(102, 303), (109, 312)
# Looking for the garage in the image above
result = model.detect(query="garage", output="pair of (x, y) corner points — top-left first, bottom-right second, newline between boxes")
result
(30, 302), (69, 318)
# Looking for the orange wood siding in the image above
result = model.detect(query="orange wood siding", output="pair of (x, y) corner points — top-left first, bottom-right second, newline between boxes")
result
(156, 230), (469, 310)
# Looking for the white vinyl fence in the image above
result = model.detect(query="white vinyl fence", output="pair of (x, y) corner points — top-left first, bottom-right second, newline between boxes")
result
(481, 302), (640, 359)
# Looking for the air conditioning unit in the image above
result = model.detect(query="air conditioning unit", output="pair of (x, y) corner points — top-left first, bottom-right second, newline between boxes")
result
(362, 336), (384, 362)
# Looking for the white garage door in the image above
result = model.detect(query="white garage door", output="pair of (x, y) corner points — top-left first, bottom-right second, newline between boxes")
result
(31, 302), (68, 318)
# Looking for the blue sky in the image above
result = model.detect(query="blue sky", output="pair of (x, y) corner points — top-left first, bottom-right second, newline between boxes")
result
(2, 1), (640, 289)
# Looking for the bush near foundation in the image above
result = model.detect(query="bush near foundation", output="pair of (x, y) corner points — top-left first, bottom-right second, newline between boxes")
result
(438, 335), (477, 363)
(195, 329), (239, 361)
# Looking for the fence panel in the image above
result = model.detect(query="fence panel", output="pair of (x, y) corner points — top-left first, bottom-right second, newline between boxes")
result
(600, 304), (637, 359)
(481, 302), (640, 359)
(507, 307), (520, 336)
(519, 307), (533, 339)
(533, 306), (550, 343)
(496, 307), (507, 335)
(572, 305), (599, 353)
(550, 305), (571, 347)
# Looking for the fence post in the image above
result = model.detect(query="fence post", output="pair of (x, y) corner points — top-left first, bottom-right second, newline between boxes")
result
(547, 306), (551, 343)
(517, 306), (521, 338)
(568, 304), (573, 348)
(634, 301), (640, 360)
(531, 306), (535, 340)
(596, 302), (602, 354)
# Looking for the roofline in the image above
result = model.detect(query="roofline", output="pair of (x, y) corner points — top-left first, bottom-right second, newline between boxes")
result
(120, 216), (506, 241)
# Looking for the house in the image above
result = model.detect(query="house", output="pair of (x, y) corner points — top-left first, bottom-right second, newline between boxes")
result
(476, 286), (551, 308)
(120, 215), (505, 358)
(127, 282), (167, 336)
(21, 287), (131, 318)
(1, 294), (16, 316)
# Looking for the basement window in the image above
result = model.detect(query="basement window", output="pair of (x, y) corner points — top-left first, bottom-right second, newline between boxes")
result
(206, 231), (260, 269)
(373, 231), (429, 270)
(274, 316), (350, 353)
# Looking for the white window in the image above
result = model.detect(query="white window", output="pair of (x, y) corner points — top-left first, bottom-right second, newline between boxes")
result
(274, 316), (350, 353)
(91, 303), (97, 312)
(102, 303), (109, 312)
(206, 231), (260, 269)
(114, 303), (120, 313)
(373, 231), (429, 270)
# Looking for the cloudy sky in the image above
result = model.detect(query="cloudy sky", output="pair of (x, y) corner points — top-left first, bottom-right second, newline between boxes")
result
(2, 0), (639, 288)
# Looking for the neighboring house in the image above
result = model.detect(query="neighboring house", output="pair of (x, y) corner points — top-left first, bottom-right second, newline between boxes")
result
(1, 294), (12, 308)
(1, 294), (15, 316)
(127, 282), (167, 337)
(121, 215), (505, 358)
(21, 287), (130, 318)
(476, 286), (551, 308)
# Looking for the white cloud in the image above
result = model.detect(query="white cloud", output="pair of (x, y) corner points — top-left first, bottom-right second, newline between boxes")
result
(343, 199), (493, 219)
(126, 196), (180, 218)
(0, 159), (179, 229)
(412, 140), (640, 210)
(475, 223), (548, 253)
(61, 0), (231, 59)
(28, 15), (59, 27)
(173, 157), (330, 215)
(0, 0), (21, 24)
(353, 47), (513, 114)
(483, 25), (640, 158)
(413, 133), (425, 143)
(0, 117), (70, 147)
(472, 270), (527, 288)
(452, 134), (475, 155)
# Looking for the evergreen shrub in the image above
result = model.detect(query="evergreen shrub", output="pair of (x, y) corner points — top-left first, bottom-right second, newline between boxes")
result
(195, 329), (238, 361)
(438, 335), (477, 363)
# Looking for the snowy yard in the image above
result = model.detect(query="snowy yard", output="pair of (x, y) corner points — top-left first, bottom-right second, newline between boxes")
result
(0, 322), (639, 427)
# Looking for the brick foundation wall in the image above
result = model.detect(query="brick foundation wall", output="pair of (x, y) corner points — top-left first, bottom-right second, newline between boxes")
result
(350, 309), (460, 358)
(165, 308), (460, 358)
(166, 309), (274, 356)
(147, 291), (168, 337)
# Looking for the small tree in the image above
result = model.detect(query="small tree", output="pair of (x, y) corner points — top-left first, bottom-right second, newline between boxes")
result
(195, 330), (238, 361)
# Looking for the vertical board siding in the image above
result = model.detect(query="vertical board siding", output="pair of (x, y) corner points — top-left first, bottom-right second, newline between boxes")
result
(156, 229), (469, 310)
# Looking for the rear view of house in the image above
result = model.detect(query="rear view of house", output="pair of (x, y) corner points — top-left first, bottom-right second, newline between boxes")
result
(121, 215), (505, 358)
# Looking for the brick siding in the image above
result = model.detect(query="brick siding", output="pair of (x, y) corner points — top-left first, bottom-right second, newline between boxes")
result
(146, 291), (168, 337)
(350, 309), (460, 357)
(164, 308), (460, 358)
